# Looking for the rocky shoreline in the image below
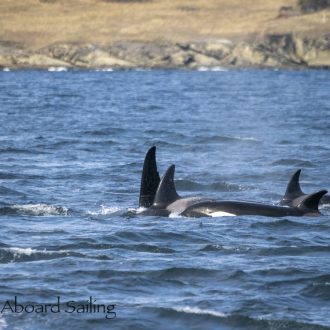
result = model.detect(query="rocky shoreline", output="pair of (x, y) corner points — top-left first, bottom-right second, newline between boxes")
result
(1, 33), (329, 70)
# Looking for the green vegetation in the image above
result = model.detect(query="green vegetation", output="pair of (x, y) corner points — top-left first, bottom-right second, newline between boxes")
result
(298, 0), (330, 13)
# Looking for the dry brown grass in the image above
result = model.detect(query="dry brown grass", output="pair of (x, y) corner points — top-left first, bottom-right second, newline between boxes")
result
(0, 0), (329, 49)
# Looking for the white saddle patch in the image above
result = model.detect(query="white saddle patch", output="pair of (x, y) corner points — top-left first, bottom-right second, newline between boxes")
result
(209, 211), (236, 217)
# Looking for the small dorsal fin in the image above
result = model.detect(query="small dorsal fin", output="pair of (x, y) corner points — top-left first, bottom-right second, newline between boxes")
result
(281, 169), (304, 204)
(153, 165), (180, 207)
(139, 146), (160, 208)
(297, 190), (328, 214)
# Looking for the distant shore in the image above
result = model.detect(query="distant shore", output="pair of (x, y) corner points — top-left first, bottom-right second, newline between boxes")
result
(0, 0), (329, 70)
(1, 34), (329, 70)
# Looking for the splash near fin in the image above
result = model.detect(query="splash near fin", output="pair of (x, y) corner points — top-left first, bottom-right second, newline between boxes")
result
(139, 146), (160, 208)
(281, 169), (304, 205)
(297, 190), (327, 215)
(153, 165), (180, 207)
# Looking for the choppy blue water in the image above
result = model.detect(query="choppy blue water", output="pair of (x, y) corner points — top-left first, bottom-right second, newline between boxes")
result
(0, 69), (330, 329)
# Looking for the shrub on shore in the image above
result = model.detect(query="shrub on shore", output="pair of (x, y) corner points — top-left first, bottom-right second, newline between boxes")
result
(298, 0), (330, 13)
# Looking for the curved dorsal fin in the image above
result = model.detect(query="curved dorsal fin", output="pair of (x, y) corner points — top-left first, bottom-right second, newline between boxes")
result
(139, 146), (160, 208)
(153, 165), (180, 207)
(281, 169), (304, 203)
(297, 190), (327, 215)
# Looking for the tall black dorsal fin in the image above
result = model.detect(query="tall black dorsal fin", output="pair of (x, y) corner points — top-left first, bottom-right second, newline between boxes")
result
(139, 146), (160, 208)
(297, 190), (327, 215)
(281, 169), (304, 204)
(153, 165), (180, 207)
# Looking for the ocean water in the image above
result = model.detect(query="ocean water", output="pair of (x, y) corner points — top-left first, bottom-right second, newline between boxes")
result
(0, 69), (330, 329)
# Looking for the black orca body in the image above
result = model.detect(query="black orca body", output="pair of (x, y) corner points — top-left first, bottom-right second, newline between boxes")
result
(280, 169), (330, 207)
(139, 147), (327, 218)
(139, 146), (160, 208)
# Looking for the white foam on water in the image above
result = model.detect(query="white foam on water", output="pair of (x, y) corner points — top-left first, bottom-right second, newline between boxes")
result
(173, 306), (227, 318)
(197, 66), (228, 72)
(197, 66), (209, 71)
(48, 66), (68, 72)
(169, 212), (183, 218)
(320, 203), (330, 210)
(5, 247), (37, 256)
(95, 68), (114, 72)
(3, 67), (10, 72)
(211, 66), (228, 71)
(2, 247), (71, 262)
(11, 204), (68, 216)
(135, 207), (147, 214)
(232, 135), (260, 142)
(0, 316), (7, 330)
(86, 205), (121, 216)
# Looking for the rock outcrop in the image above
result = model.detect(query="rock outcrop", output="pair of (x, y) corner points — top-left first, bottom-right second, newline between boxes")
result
(1, 34), (329, 69)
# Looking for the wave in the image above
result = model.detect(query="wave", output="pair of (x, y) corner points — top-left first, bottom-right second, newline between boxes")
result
(0, 247), (84, 264)
(146, 306), (328, 329)
(84, 127), (125, 135)
(0, 316), (7, 330)
(172, 306), (227, 318)
(168, 212), (183, 218)
(86, 206), (143, 219)
(0, 147), (36, 154)
(271, 159), (315, 167)
(68, 266), (218, 281)
(156, 267), (218, 279)
(85, 205), (122, 216)
(0, 186), (26, 196)
(95, 68), (114, 72)
(48, 67), (68, 72)
(197, 66), (228, 72)
(254, 245), (330, 257)
(196, 135), (261, 144)
(47, 139), (81, 148)
(70, 266), (218, 281)
(87, 140), (117, 146)
(300, 275), (330, 301)
(175, 179), (245, 192)
(57, 242), (175, 254)
(146, 140), (183, 148)
(251, 219), (309, 229)
(0, 172), (44, 180)
(251, 219), (330, 233)
(199, 244), (251, 253)
(320, 203), (330, 210)
(144, 129), (186, 139)
(0, 204), (68, 216)
(254, 267), (312, 277)
(0, 172), (18, 179)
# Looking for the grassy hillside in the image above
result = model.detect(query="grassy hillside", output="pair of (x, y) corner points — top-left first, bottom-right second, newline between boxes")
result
(0, 0), (329, 49)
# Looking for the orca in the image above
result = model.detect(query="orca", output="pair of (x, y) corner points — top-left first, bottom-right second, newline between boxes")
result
(139, 146), (160, 208)
(139, 152), (327, 217)
(280, 169), (330, 207)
